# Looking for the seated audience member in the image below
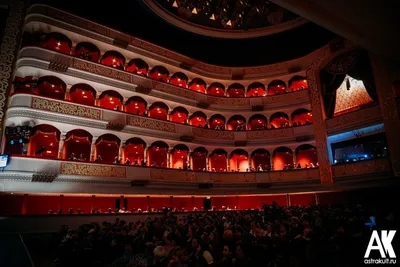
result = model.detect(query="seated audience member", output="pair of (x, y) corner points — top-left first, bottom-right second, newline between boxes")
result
(79, 153), (86, 161)
(296, 163), (302, 169)
(68, 153), (77, 161)
(125, 158), (131, 165)
(95, 155), (103, 162)
(113, 157), (121, 164)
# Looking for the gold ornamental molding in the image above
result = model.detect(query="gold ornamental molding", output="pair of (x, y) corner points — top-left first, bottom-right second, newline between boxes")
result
(60, 162), (126, 178)
(332, 158), (391, 177)
(31, 97), (102, 120)
(0, 1), (25, 138)
(212, 173), (257, 183)
(126, 115), (176, 133)
(150, 169), (197, 182)
(192, 128), (234, 141)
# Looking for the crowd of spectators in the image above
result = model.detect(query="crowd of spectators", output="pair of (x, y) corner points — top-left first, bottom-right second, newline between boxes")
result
(52, 202), (394, 267)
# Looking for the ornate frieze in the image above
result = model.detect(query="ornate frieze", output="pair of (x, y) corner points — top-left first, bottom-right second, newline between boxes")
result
(150, 169), (197, 182)
(269, 169), (318, 182)
(211, 173), (256, 183)
(0, 1), (25, 134)
(31, 97), (102, 119)
(206, 96), (250, 107)
(152, 81), (197, 100)
(332, 159), (390, 177)
(60, 162), (126, 178)
(126, 115), (176, 133)
(192, 128), (234, 140)
(246, 128), (291, 140)
(72, 59), (132, 83)
(326, 105), (381, 130)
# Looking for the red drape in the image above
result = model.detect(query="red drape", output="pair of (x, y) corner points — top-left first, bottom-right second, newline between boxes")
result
(227, 88), (245, 97)
(171, 150), (188, 169)
(63, 135), (91, 160)
(268, 85), (286, 95)
(148, 107), (168, 120)
(41, 38), (71, 54)
(101, 56), (125, 69)
(248, 118), (267, 130)
(209, 154), (227, 172)
(189, 83), (206, 93)
(247, 87), (266, 97)
(125, 101), (146, 115)
(95, 140), (119, 163)
(296, 150), (318, 168)
(293, 112), (313, 125)
(209, 118), (225, 129)
(170, 111), (187, 123)
(37, 81), (65, 99)
(28, 131), (59, 159)
(98, 95), (122, 110)
(273, 152), (294, 170)
(251, 154), (270, 169)
(227, 119), (245, 130)
(290, 80), (308, 91)
(270, 117), (289, 128)
(68, 88), (95, 106)
(190, 116), (206, 127)
(148, 147), (167, 167)
(123, 144), (145, 163)
(191, 153), (207, 170)
(229, 155), (248, 171)
(73, 47), (99, 62)
(149, 71), (168, 82)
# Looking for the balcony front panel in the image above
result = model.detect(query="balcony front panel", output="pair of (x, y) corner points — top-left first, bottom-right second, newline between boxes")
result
(4, 156), (319, 185)
(9, 94), (312, 144)
(26, 4), (317, 80)
(18, 47), (311, 111)
(332, 158), (391, 178)
(326, 105), (381, 134)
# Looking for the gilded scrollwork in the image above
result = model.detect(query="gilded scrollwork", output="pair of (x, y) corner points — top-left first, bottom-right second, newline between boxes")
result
(306, 47), (333, 183)
(207, 96), (250, 106)
(60, 162), (126, 178)
(332, 159), (390, 177)
(211, 173), (256, 183)
(192, 128), (234, 140)
(31, 97), (102, 119)
(126, 115), (176, 133)
(150, 169), (197, 182)
(73, 59), (132, 83)
(152, 81), (197, 100)
(269, 169), (318, 182)
(0, 1), (24, 131)
(326, 105), (380, 130)
(246, 128), (291, 140)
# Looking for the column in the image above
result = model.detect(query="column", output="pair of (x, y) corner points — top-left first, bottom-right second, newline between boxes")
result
(226, 157), (229, 172)
(118, 142), (123, 160)
(370, 56), (400, 176)
(206, 157), (209, 171)
(306, 59), (333, 183)
(167, 149), (171, 168)
(90, 137), (97, 161)
(144, 147), (148, 166)
(95, 93), (100, 107)
(270, 155), (274, 171)
(65, 86), (71, 101)
(22, 194), (28, 215)
(57, 133), (66, 159)
(293, 152), (297, 167)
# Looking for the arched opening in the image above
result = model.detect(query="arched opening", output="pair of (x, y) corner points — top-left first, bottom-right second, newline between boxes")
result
(94, 134), (120, 163)
(229, 149), (249, 172)
(273, 147), (294, 171)
(189, 111), (207, 127)
(209, 149), (228, 172)
(268, 80), (287, 95)
(147, 141), (169, 167)
(191, 147), (208, 171)
(149, 66), (169, 82)
(4, 125), (32, 155)
(291, 109), (313, 126)
(148, 102), (169, 120)
(68, 84), (96, 106)
(36, 76), (66, 100)
(270, 112), (290, 128)
(170, 72), (189, 88)
(126, 58), (149, 76)
(73, 42), (100, 62)
(123, 138), (146, 165)
(209, 114), (226, 130)
(295, 144), (318, 168)
(63, 129), (92, 161)
(188, 78), (207, 93)
(101, 51), (125, 70)
(170, 144), (190, 169)
(170, 106), (189, 123)
(251, 149), (270, 171)
(13, 76), (38, 94)
(41, 32), (72, 54)
(207, 82), (225, 96)
(125, 96), (147, 115)
(28, 124), (60, 159)
(227, 83), (245, 97)
(248, 114), (268, 130)
(98, 90), (123, 111)
(227, 115), (246, 131)
(247, 82), (266, 97)
(288, 76), (308, 92)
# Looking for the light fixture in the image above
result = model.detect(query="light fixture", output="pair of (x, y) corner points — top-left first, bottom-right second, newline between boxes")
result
(172, 0), (178, 7)
(192, 7), (197, 14)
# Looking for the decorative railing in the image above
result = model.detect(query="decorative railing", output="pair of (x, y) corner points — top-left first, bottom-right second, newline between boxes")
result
(26, 4), (317, 80)
(18, 47), (311, 110)
(9, 94), (311, 142)
(325, 105), (381, 133)
(332, 158), (391, 178)
(4, 156), (320, 184)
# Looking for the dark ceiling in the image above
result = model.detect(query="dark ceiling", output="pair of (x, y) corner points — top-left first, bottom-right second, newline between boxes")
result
(32, 0), (336, 67)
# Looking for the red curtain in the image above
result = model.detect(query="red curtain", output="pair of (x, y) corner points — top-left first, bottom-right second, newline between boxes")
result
(98, 95), (122, 110)
(229, 155), (248, 171)
(208, 86), (225, 96)
(190, 116), (206, 127)
(37, 81), (65, 99)
(123, 144), (145, 163)
(170, 77), (188, 88)
(293, 112), (313, 125)
(227, 119), (245, 130)
(26, 195), (61, 214)
(95, 140), (119, 163)
(248, 118), (267, 130)
(41, 38), (71, 54)
(268, 84), (286, 95)
(148, 147), (167, 167)
(171, 150), (188, 169)
(101, 56), (125, 69)
(126, 62), (148, 76)
(125, 101), (146, 115)
(296, 150), (318, 168)
(290, 194), (315, 206)
(290, 80), (308, 91)
(212, 196), (237, 209)
(68, 88), (95, 106)
(273, 152), (294, 170)
(227, 88), (245, 97)
(170, 111), (187, 123)
(209, 154), (227, 172)
(270, 117), (289, 128)
(149, 71), (168, 82)
(247, 87), (266, 97)
(28, 131), (59, 159)
(73, 47), (99, 62)
(149, 107), (168, 120)
(189, 83), (206, 93)
(191, 153), (207, 170)
(63, 135), (91, 160)
(251, 154), (270, 169)
(209, 118), (225, 129)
